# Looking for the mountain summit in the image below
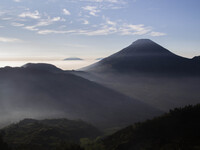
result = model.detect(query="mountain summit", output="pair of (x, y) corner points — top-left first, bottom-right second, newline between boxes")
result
(127, 39), (174, 55)
(82, 39), (200, 75)
(76, 40), (200, 112)
(22, 63), (63, 73)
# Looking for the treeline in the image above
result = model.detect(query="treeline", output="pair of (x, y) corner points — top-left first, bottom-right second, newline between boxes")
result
(102, 104), (200, 150)
(1, 104), (200, 150)
(0, 135), (11, 150)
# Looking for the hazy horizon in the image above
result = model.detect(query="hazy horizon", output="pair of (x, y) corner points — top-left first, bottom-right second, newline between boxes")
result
(0, 0), (200, 68)
(0, 1), (200, 148)
(0, 58), (97, 70)
(0, 38), (199, 70)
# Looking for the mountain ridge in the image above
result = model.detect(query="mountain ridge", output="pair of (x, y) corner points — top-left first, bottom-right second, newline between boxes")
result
(82, 39), (200, 75)
(0, 64), (161, 129)
(74, 39), (200, 111)
(22, 63), (63, 73)
(102, 104), (200, 150)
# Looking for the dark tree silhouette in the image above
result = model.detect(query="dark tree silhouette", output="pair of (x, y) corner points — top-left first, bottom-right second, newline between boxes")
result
(0, 135), (11, 150)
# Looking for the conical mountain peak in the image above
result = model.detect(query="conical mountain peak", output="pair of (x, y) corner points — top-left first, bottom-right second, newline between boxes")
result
(131, 39), (155, 45)
(82, 39), (200, 75)
(123, 39), (172, 55)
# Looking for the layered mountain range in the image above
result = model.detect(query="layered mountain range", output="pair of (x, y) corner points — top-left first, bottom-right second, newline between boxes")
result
(0, 63), (160, 129)
(75, 39), (200, 111)
(0, 39), (199, 130)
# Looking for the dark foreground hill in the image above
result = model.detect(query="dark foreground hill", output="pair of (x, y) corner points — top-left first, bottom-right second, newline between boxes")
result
(1, 105), (200, 150)
(0, 136), (10, 150)
(1, 118), (101, 150)
(76, 39), (200, 111)
(102, 104), (200, 150)
(0, 64), (161, 129)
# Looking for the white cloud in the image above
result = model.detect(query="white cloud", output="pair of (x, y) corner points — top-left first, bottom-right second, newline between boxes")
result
(106, 20), (116, 26)
(19, 10), (40, 19)
(82, 6), (100, 16)
(24, 17), (63, 31)
(103, 16), (117, 26)
(35, 18), (166, 37)
(71, 24), (117, 36)
(120, 24), (151, 35)
(0, 37), (21, 43)
(9, 2), (165, 37)
(11, 22), (24, 27)
(150, 31), (166, 37)
(24, 26), (39, 31)
(118, 24), (166, 36)
(37, 27), (115, 36)
(37, 29), (75, 35)
(63, 9), (71, 15)
(83, 20), (89, 25)
(80, 27), (117, 36)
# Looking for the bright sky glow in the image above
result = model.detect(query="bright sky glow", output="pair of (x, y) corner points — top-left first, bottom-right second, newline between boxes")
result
(0, 0), (200, 69)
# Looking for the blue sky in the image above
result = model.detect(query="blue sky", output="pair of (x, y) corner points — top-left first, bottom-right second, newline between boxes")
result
(0, 0), (200, 62)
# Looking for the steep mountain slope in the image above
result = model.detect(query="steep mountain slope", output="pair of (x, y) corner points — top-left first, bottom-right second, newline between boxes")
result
(1, 118), (101, 150)
(0, 64), (161, 128)
(83, 39), (200, 75)
(76, 39), (200, 111)
(102, 104), (200, 150)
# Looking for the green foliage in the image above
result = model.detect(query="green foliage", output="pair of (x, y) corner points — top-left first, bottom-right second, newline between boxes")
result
(1, 118), (102, 150)
(103, 104), (200, 150)
(80, 138), (105, 150)
(54, 142), (84, 150)
(2, 104), (200, 150)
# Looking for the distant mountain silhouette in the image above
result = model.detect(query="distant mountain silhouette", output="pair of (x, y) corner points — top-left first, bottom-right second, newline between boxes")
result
(0, 64), (161, 129)
(22, 63), (63, 73)
(64, 57), (83, 61)
(76, 39), (200, 111)
(83, 39), (200, 75)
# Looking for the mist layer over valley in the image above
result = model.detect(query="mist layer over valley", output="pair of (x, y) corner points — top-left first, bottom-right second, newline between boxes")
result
(1, 0), (200, 148)
(0, 39), (200, 150)
(75, 39), (200, 111)
(0, 62), (161, 129)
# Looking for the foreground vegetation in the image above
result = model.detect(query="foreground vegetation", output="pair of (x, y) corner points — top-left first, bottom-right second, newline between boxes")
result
(0, 119), (101, 150)
(103, 104), (200, 150)
(1, 104), (200, 150)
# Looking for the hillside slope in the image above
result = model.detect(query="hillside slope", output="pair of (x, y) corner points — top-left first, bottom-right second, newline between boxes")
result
(76, 39), (200, 111)
(1, 118), (101, 150)
(0, 64), (161, 128)
(103, 104), (200, 150)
